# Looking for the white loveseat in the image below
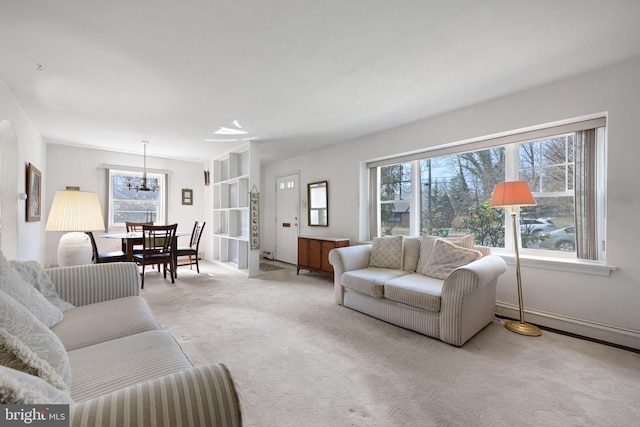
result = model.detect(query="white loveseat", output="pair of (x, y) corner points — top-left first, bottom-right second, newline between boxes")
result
(329, 235), (507, 346)
(0, 257), (241, 426)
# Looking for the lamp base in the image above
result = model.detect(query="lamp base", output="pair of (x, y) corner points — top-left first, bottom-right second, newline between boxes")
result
(504, 320), (542, 337)
(57, 232), (93, 267)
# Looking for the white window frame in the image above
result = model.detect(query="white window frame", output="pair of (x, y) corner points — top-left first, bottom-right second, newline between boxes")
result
(108, 169), (167, 228)
(368, 116), (609, 265)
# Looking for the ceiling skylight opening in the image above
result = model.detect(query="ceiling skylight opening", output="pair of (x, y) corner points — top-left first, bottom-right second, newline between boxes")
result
(214, 126), (248, 135)
(205, 136), (259, 142)
(207, 120), (256, 142)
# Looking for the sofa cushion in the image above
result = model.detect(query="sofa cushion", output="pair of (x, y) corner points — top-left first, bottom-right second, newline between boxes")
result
(0, 289), (72, 391)
(0, 253), (63, 327)
(421, 239), (482, 280)
(10, 260), (75, 312)
(369, 236), (403, 269)
(68, 330), (193, 402)
(402, 236), (422, 271)
(342, 268), (408, 298)
(0, 365), (73, 405)
(384, 274), (444, 312)
(0, 328), (69, 392)
(473, 245), (492, 257)
(52, 296), (161, 351)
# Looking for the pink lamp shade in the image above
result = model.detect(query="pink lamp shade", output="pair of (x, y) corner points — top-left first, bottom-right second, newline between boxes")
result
(490, 181), (537, 208)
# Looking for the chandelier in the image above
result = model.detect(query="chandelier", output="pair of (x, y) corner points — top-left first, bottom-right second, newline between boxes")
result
(127, 141), (160, 192)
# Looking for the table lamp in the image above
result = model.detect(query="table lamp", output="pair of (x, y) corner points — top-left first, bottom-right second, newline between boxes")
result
(45, 189), (105, 266)
(490, 181), (541, 337)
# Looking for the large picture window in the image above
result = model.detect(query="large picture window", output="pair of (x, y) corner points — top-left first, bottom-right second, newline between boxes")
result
(370, 118), (606, 261)
(108, 169), (166, 227)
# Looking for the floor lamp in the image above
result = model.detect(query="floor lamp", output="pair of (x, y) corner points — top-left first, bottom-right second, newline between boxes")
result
(45, 189), (105, 267)
(490, 181), (542, 337)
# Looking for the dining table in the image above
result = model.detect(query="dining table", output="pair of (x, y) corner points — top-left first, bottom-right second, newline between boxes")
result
(100, 230), (191, 266)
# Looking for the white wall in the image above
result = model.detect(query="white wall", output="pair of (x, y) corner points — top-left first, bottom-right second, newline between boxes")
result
(45, 143), (210, 267)
(262, 56), (640, 349)
(0, 78), (45, 261)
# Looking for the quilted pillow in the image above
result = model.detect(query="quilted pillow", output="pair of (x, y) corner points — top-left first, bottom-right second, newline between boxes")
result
(0, 290), (71, 391)
(444, 233), (475, 249)
(0, 365), (73, 404)
(402, 237), (422, 271)
(416, 234), (476, 273)
(369, 236), (403, 269)
(9, 260), (75, 312)
(0, 328), (68, 391)
(0, 252), (63, 327)
(421, 239), (482, 280)
(415, 235), (440, 274)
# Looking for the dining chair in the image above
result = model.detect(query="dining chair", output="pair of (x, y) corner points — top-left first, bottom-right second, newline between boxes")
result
(175, 221), (206, 275)
(124, 221), (153, 262)
(85, 232), (127, 264)
(132, 224), (177, 288)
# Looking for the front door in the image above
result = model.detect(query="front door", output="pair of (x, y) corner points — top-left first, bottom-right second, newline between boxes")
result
(275, 173), (300, 264)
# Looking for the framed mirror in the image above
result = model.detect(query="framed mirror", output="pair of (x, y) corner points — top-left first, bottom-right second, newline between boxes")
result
(308, 180), (328, 226)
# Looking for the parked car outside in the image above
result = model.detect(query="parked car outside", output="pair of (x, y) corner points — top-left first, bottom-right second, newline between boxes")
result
(520, 218), (556, 236)
(539, 225), (576, 252)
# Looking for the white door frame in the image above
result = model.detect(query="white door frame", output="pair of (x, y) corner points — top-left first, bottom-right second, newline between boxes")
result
(275, 172), (300, 264)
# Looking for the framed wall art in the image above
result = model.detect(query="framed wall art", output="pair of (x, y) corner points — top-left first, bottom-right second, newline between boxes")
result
(182, 188), (193, 205)
(26, 163), (41, 222)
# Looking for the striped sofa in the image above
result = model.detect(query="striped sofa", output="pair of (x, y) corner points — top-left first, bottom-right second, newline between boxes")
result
(42, 262), (242, 426)
(329, 236), (507, 346)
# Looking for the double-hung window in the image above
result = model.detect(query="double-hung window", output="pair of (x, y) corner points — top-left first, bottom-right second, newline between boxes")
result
(369, 117), (606, 261)
(108, 169), (166, 228)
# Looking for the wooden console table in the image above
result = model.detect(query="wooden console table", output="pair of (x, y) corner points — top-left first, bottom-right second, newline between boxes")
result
(297, 236), (349, 278)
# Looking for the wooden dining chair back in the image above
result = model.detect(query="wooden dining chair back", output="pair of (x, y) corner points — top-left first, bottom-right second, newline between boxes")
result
(176, 221), (206, 274)
(85, 232), (127, 264)
(132, 224), (177, 288)
(124, 221), (153, 254)
(125, 221), (153, 232)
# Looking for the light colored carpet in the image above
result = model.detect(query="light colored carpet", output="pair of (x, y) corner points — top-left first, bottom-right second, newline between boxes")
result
(142, 261), (640, 427)
(259, 261), (285, 272)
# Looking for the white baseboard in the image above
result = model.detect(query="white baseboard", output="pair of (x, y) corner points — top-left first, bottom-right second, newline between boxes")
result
(495, 302), (640, 351)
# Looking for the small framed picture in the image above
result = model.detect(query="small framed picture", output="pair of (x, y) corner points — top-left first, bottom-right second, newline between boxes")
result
(26, 163), (42, 222)
(182, 188), (193, 205)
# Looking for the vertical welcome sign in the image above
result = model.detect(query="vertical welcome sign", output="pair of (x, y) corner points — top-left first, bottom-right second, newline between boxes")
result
(250, 186), (260, 250)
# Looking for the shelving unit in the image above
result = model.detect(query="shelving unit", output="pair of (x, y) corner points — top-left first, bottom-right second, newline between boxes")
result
(212, 143), (259, 276)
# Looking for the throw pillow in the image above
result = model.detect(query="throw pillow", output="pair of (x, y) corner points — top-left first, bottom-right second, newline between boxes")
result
(416, 234), (476, 273)
(0, 328), (68, 391)
(444, 233), (475, 249)
(0, 365), (73, 404)
(0, 252), (63, 327)
(0, 289), (71, 391)
(416, 235), (440, 274)
(9, 260), (75, 312)
(402, 236), (422, 272)
(421, 239), (483, 280)
(369, 236), (403, 269)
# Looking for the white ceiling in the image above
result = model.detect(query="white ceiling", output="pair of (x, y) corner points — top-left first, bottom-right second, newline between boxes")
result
(1, 1), (640, 164)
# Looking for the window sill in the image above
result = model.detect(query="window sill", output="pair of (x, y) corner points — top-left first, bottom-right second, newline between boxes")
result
(492, 250), (617, 277)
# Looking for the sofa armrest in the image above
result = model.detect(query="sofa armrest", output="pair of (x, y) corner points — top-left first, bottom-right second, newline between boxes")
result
(328, 244), (372, 305)
(70, 364), (242, 427)
(46, 262), (141, 307)
(439, 255), (507, 346)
